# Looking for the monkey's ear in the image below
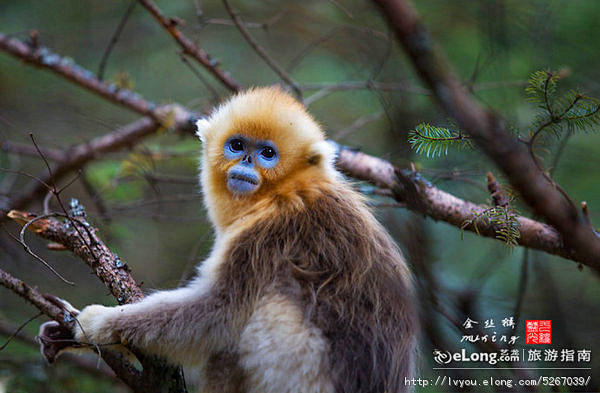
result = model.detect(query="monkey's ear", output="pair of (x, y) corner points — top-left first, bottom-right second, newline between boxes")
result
(307, 140), (338, 167)
(195, 118), (211, 143)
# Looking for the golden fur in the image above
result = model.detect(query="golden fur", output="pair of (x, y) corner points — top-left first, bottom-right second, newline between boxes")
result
(60, 87), (417, 393)
(198, 87), (332, 230)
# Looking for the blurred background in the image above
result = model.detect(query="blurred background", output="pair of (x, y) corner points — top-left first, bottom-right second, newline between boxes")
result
(0, 0), (599, 392)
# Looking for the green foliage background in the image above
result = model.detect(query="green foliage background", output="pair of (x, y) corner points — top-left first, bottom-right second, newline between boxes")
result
(0, 0), (599, 392)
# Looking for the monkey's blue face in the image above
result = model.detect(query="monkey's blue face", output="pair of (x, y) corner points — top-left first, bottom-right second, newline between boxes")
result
(223, 135), (279, 195)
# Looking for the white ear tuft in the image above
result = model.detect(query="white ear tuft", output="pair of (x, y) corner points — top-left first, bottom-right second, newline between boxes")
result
(308, 140), (338, 167)
(195, 118), (210, 142)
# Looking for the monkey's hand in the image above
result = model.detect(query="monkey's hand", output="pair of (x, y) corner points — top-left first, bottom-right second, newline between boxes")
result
(38, 297), (123, 363)
(72, 304), (121, 345)
(37, 296), (82, 363)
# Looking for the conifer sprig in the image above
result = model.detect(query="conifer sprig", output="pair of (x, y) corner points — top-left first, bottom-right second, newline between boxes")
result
(408, 123), (472, 157)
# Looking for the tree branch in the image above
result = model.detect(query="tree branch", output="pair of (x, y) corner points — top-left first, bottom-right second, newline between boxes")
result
(4, 211), (186, 393)
(137, 0), (242, 92)
(8, 210), (144, 302)
(372, 0), (600, 270)
(333, 143), (585, 265)
(0, 32), (157, 117)
(0, 32), (199, 218)
(1, 141), (65, 161)
(0, 268), (67, 323)
(1, 118), (160, 215)
(222, 0), (302, 98)
(0, 32), (196, 134)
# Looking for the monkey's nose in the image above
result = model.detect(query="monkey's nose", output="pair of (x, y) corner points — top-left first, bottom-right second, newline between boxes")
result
(242, 155), (253, 165)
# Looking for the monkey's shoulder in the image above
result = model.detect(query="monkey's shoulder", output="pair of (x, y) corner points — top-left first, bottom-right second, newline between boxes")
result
(217, 186), (411, 299)
(227, 189), (397, 264)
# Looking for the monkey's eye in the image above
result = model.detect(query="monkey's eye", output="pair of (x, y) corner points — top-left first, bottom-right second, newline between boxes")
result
(260, 146), (276, 160)
(229, 139), (244, 152)
(256, 143), (279, 168)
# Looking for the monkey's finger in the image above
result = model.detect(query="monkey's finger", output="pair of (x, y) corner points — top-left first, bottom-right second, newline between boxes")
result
(37, 321), (78, 363)
(42, 294), (80, 316)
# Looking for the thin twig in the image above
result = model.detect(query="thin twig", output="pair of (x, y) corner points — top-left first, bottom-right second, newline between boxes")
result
(178, 52), (221, 103)
(137, 0), (242, 92)
(16, 213), (74, 285)
(526, 81), (578, 212)
(287, 28), (340, 72)
(0, 313), (42, 351)
(0, 168), (52, 190)
(1, 118), (160, 216)
(222, 0), (301, 99)
(28, 134), (102, 270)
(97, 0), (137, 80)
(56, 170), (83, 195)
(333, 110), (383, 140)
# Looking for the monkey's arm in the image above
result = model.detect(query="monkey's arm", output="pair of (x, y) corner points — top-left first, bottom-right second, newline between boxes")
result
(72, 283), (232, 365)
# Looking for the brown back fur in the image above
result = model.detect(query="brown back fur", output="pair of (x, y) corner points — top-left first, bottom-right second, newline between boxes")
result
(214, 181), (418, 393)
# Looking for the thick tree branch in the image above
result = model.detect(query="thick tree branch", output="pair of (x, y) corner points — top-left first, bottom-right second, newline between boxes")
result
(0, 269), (67, 323)
(7, 210), (144, 303)
(4, 211), (186, 393)
(137, 0), (242, 92)
(1, 118), (160, 215)
(1, 142), (65, 161)
(0, 32), (156, 117)
(0, 32), (196, 133)
(372, 0), (600, 270)
(0, 33), (198, 217)
(334, 144), (582, 265)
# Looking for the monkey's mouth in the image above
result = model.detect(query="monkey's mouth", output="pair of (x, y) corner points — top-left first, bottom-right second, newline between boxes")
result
(227, 169), (260, 195)
(229, 173), (259, 185)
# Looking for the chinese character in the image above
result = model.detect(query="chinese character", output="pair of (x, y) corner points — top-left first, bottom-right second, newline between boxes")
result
(484, 319), (495, 329)
(526, 320), (551, 344)
(561, 349), (575, 362)
(539, 320), (551, 333)
(502, 317), (515, 329)
(539, 333), (551, 344)
(544, 349), (558, 362)
(577, 350), (591, 362)
(526, 332), (539, 344)
(463, 318), (479, 329)
(527, 320), (538, 330)
(528, 349), (542, 362)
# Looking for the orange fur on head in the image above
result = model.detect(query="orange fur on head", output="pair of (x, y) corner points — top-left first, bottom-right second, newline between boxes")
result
(198, 87), (338, 231)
